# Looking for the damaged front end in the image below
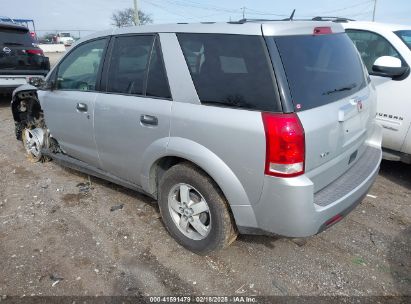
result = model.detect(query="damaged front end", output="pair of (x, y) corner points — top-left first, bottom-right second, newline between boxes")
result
(11, 85), (59, 162)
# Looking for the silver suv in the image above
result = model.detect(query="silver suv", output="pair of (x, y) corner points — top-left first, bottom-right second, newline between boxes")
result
(11, 21), (382, 254)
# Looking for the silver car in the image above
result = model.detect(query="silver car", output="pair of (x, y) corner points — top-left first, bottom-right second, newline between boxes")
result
(11, 21), (382, 254)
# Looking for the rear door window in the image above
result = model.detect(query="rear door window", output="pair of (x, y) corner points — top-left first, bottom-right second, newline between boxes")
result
(107, 35), (153, 95)
(106, 35), (171, 98)
(272, 33), (366, 111)
(177, 33), (280, 112)
(146, 37), (171, 99)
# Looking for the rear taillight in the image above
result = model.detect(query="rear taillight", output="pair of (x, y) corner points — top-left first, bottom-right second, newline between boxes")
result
(24, 49), (43, 56)
(262, 113), (305, 178)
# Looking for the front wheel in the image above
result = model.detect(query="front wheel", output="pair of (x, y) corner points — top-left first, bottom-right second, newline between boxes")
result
(22, 127), (48, 162)
(158, 163), (237, 255)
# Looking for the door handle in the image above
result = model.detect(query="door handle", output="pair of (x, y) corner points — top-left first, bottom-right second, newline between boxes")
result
(76, 102), (88, 112)
(140, 114), (158, 126)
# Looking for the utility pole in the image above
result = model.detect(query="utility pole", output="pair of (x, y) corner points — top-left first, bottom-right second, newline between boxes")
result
(134, 0), (140, 25)
(241, 7), (246, 19)
(372, 0), (377, 21)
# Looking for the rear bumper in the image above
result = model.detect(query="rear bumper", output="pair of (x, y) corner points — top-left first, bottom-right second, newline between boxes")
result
(238, 145), (381, 237)
(0, 76), (27, 89)
(0, 75), (45, 89)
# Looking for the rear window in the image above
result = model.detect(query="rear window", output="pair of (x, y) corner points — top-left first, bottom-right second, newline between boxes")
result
(272, 33), (366, 111)
(0, 28), (33, 47)
(177, 33), (281, 112)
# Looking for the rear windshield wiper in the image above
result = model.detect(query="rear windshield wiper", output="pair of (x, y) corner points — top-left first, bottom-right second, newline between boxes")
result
(323, 83), (357, 95)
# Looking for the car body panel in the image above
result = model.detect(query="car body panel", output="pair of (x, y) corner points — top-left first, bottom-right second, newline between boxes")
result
(299, 85), (377, 192)
(93, 93), (172, 185)
(39, 89), (100, 167)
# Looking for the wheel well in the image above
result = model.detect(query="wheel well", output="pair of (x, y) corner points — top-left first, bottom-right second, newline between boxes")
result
(11, 90), (43, 140)
(149, 156), (185, 197)
(149, 156), (227, 201)
(150, 156), (238, 232)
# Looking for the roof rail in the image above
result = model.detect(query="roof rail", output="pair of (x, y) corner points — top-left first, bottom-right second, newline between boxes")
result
(232, 18), (285, 24)
(312, 16), (355, 23)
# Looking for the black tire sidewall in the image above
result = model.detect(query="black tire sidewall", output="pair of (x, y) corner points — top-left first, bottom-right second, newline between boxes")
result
(158, 163), (232, 254)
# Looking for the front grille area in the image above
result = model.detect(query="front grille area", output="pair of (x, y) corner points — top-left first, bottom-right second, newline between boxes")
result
(314, 146), (381, 207)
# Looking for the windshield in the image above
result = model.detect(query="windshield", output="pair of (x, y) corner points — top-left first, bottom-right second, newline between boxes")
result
(271, 33), (366, 111)
(395, 30), (411, 50)
(0, 28), (33, 46)
(60, 33), (71, 37)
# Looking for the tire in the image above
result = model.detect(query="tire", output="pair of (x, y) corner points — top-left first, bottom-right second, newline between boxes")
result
(158, 162), (237, 255)
(21, 127), (49, 163)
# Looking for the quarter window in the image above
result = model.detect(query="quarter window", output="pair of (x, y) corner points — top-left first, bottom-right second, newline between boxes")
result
(346, 30), (403, 73)
(177, 33), (280, 112)
(57, 38), (107, 91)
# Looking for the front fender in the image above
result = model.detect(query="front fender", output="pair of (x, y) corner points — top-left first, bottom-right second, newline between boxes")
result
(140, 137), (259, 229)
(11, 84), (38, 100)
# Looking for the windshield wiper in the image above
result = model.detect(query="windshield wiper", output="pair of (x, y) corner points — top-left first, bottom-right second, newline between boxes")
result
(323, 83), (357, 95)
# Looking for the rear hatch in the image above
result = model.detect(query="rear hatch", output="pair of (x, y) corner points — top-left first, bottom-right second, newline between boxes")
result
(0, 24), (49, 76)
(265, 24), (375, 192)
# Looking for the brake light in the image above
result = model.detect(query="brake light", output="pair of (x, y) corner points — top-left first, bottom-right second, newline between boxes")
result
(313, 27), (332, 35)
(25, 49), (43, 56)
(262, 113), (305, 178)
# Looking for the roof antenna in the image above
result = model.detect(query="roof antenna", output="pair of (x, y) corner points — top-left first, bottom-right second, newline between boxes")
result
(289, 9), (296, 20)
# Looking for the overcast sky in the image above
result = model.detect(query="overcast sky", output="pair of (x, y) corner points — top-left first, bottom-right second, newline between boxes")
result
(1, 0), (410, 37)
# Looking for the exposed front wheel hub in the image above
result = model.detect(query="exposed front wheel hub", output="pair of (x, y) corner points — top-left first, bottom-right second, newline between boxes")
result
(22, 128), (45, 161)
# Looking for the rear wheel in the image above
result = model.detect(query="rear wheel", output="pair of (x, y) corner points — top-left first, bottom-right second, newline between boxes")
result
(158, 163), (237, 254)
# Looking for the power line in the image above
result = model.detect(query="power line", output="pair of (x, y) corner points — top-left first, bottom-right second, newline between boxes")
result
(314, 0), (373, 15)
(142, 0), (198, 19)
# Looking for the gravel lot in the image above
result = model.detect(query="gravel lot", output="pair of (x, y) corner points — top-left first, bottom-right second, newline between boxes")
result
(0, 83), (410, 297)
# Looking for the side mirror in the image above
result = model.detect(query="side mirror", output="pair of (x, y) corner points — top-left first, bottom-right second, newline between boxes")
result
(372, 56), (409, 79)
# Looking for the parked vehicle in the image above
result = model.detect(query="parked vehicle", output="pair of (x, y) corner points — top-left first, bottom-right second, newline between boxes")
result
(56, 32), (75, 46)
(341, 21), (411, 163)
(0, 22), (50, 93)
(11, 21), (382, 254)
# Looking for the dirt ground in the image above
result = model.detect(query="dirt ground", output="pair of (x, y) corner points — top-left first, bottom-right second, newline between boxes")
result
(0, 92), (410, 298)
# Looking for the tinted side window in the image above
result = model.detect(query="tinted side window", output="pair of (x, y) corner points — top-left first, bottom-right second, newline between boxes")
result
(177, 34), (280, 112)
(146, 38), (171, 99)
(57, 38), (107, 91)
(346, 30), (403, 73)
(107, 35), (153, 95)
